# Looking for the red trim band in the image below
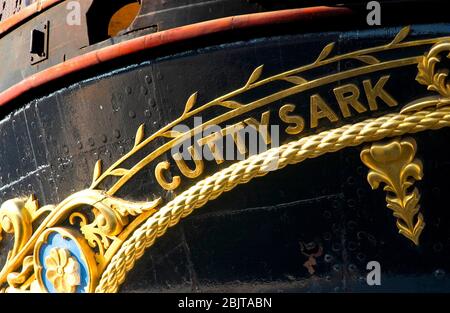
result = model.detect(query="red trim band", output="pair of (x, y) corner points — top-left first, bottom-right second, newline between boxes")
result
(0, 0), (63, 36)
(0, 6), (352, 108)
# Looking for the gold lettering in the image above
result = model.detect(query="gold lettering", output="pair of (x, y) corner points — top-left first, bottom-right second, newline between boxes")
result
(333, 84), (367, 118)
(279, 104), (305, 135)
(310, 94), (339, 128)
(197, 131), (224, 165)
(173, 146), (204, 179)
(221, 122), (247, 155)
(363, 75), (398, 110)
(244, 110), (271, 145)
(155, 161), (180, 190)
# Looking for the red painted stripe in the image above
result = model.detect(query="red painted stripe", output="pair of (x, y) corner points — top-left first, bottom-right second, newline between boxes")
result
(0, 0), (63, 36)
(0, 6), (352, 108)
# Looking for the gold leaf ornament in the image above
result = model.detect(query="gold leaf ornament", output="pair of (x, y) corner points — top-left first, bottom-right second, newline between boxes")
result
(218, 100), (244, 109)
(161, 130), (184, 138)
(360, 137), (424, 245)
(416, 41), (450, 98)
(134, 124), (145, 147)
(183, 92), (198, 115)
(283, 76), (308, 85)
(315, 42), (335, 63)
(109, 168), (129, 176)
(92, 160), (102, 183)
(390, 26), (411, 46)
(353, 55), (380, 65)
(245, 65), (264, 86)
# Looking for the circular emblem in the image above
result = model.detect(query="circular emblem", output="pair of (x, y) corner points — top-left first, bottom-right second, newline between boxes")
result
(34, 227), (97, 293)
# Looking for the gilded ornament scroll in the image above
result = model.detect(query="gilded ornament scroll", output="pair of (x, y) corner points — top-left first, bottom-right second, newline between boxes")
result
(2, 27), (450, 293)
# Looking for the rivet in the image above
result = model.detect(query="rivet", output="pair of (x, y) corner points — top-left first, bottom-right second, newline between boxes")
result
(125, 87), (132, 95)
(347, 241), (357, 251)
(333, 264), (341, 272)
(324, 254), (334, 263)
(145, 75), (152, 84)
(111, 95), (120, 112)
(347, 199), (356, 208)
(434, 269), (445, 280)
(129, 110), (136, 118)
(433, 243), (443, 252)
(356, 253), (366, 262)
(148, 98), (156, 107)
(332, 243), (341, 252)
(348, 264), (358, 272)
(113, 130), (121, 138)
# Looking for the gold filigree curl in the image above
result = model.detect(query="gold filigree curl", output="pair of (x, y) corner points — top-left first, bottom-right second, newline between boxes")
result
(417, 40), (450, 98)
(2, 27), (450, 293)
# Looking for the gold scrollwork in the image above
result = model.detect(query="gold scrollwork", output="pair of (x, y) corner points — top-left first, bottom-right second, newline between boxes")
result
(0, 190), (160, 292)
(417, 40), (450, 98)
(402, 40), (450, 113)
(360, 137), (425, 245)
(2, 27), (450, 292)
(89, 26), (448, 196)
(0, 196), (53, 263)
(96, 103), (450, 293)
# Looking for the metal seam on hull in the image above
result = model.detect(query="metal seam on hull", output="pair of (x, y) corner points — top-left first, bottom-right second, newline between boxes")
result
(0, 6), (352, 108)
(0, 164), (49, 193)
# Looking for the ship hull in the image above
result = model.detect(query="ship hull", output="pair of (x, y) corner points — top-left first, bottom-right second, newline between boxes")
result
(1, 2), (450, 293)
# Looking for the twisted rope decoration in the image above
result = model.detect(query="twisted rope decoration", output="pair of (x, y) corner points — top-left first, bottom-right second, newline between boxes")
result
(95, 105), (450, 292)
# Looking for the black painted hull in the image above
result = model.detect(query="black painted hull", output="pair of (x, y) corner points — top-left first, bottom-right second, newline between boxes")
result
(1, 2), (450, 293)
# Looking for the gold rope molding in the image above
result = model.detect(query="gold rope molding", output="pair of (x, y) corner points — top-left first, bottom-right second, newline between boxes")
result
(95, 103), (450, 292)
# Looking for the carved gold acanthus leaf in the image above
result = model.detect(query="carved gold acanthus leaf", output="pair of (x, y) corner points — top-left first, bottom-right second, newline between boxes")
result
(0, 189), (161, 292)
(416, 40), (450, 98)
(360, 138), (425, 245)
